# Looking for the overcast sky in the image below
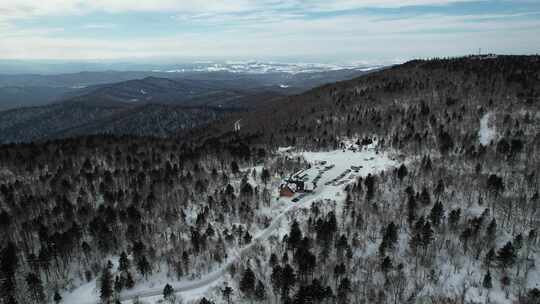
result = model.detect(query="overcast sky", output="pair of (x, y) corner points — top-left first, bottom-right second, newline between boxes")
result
(0, 0), (539, 63)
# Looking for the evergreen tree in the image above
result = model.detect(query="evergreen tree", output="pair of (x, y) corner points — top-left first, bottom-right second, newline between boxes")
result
(221, 285), (233, 304)
(163, 284), (175, 303)
(485, 248), (496, 268)
(397, 164), (408, 182)
(100, 265), (113, 303)
(421, 221), (434, 250)
(271, 265), (283, 295)
(0, 242), (19, 301)
(114, 276), (123, 293)
(125, 272), (135, 289)
(261, 168), (271, 185)
(240, 267), (256, 299)
(288, 220), (303, 251)
(281, 264), (296, 298)
(53, 291), (62, 304)
(380, 222), (399, 255)
(448, 208), (461, 227)
(407, 195), (417, 226)
(199, 298), (215, 304)
(337, 277), (351, 304)
(381, 256), (393, 274)
(429, 201), (444, 227)
(25, 272), (45, 303)
(254, 280), (266, 301)
(497, 241), (516, 270)
(486, 219), (497, 243)
(118, 252), (130, 272)
(483, 271), (493, 290)
(137, 255), (152, 278)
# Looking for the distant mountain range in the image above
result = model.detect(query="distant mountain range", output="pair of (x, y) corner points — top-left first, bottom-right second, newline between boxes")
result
(0, 65), (380, 143)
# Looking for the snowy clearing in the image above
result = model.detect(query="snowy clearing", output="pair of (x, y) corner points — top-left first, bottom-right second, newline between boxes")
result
(479, 112), (497, 145)
(60, 143), (400, 304)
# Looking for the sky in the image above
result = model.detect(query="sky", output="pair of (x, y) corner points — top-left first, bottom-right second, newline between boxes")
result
(0, 0), (539, 64)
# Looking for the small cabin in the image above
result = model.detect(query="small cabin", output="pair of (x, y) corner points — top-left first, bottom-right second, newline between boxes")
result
(279, 183), (296, 197)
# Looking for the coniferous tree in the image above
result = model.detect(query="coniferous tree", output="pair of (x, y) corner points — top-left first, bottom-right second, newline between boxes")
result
(337, 277), (351, 304)
(429, 201), (444, 227)
(0, 242), (18, 301)
(381, 256), (393, 275)
(407, 195), (417, 226)
(53, 291), (62, 304)
(497, 241), (516, 270)
(397, 164), (408, 182)
(254, 280), (266, 302)
(222, 285), (233, 304)
(281, 264), (296, 298)
(288, 220), (303, 251)
(100, 265), (113, 303)
(25, 273), (45, 303)
(118, 252), (130, 273)
(137, 255), (152, 278)
(199, 298), (215, 304)
(240, 267), (256, 300)
(483, 271), (493, 290)
(163, 284), (175, 303)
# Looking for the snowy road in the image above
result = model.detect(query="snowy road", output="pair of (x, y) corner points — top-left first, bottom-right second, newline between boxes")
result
(68, 147), (397, 304)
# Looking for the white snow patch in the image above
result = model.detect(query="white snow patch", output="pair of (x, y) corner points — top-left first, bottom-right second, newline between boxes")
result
(479, 113), (497, 145)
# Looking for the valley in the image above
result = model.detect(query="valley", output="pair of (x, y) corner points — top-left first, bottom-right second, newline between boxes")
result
(0, 56), (538, 304)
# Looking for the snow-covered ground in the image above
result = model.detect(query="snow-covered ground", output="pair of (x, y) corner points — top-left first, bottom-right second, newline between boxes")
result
(60, 143), (400, 304)
(479, 113), (497, 145)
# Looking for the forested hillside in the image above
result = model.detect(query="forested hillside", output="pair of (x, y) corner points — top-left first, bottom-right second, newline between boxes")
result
(0, 55), (539, 304)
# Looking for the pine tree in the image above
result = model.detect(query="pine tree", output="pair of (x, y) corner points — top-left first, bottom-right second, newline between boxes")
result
(407, 195), (417, 226)
(380, 222), (399, 255)
(483, 271), (492, 290)
(271, 265), (283, 295)
(100, 265), (113, 303)
(397, 164), (408, 182)
(199, 298), (215, 304)
(497, 241), (516, 270)
(163, 284), (175, 303)
(25, 272), (45, 303)
(125, 272), (135, 289)
(0, 242), (19, 301)
(448, 208), (461, 227)
(261, 168), (271, 185)
(486, 219), (497, 243)
(337, 277), (351, 304)
(114, 276), (123, 293)
(485, 248), (495, 268)
(240, 267), (256, 299)
(429, 201), (444, 227)
(254, 280), (266, 301)
(221, 285), (233, 304)
(381, 256), (393, 274)
(137, 255), (151, 278)
(118, 252), (130, 273)
(281, 264), (296, 298)
(288, 220), (303, 251)
(53, 291), (62, 304)
(421, 221), (434, 249)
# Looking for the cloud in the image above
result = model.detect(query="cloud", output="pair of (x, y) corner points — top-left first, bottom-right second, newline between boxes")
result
(0, 0), (538, 61)
(1, 10), (538, 61)
(82, 23), (117, 29)
(0, 0), (484, 20)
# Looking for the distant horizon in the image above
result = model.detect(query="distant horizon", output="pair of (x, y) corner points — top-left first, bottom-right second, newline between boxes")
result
(2, 53), (538, 75)
(1, 0), (539, 63)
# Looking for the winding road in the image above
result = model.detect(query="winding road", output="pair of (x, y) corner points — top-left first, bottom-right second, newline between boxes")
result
(70, 148), (397, 304)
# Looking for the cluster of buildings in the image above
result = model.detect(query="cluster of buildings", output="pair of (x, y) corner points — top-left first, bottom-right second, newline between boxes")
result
(279, 169), (316, 197)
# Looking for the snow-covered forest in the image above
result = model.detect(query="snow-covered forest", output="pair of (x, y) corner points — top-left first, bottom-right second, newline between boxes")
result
(0, 55), (539, 304)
